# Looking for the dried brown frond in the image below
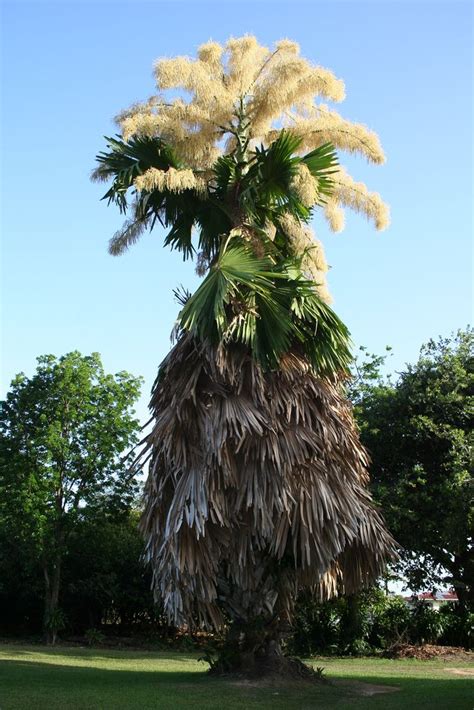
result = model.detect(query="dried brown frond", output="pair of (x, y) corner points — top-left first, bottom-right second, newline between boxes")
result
(139, 335), (397, 629)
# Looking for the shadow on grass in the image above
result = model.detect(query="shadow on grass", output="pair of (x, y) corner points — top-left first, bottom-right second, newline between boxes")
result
(325, 672), (473, 710)
(0, 657), (219, 710)
(0, 652), (472, 710)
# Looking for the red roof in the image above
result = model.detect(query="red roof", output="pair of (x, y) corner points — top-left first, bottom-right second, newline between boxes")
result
(403, 591), (458, 602)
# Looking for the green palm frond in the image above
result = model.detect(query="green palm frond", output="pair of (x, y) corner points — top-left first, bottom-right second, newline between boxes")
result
(177, 241), (351, 373)
(238, 132), (305, 225)
(291, 287), (352, 373)
(178, 244), (275, 341)
(212, 155), (238, 194)
(227, 133), (339, 230)
(94, 132), (339, 260)
(301, 142), (340, 199)
(94, 135), (215, 257)
(93, 135), (180, 213)
(245, 131), (303, 198)
(95, 131), (349, 375)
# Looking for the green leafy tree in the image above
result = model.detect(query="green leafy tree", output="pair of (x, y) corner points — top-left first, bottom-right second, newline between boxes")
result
(94, 36), (396, 675)
(0, 352), (142, 643)
(350, 329), (473, 610)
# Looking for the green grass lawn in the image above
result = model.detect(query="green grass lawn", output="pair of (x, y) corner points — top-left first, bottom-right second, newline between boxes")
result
(0, 644), (472, 709)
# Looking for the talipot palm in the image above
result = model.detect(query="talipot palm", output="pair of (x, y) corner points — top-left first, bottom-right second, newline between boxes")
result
(94, 36), (396, 674)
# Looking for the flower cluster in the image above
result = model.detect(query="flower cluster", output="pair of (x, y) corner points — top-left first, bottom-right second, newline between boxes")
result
(135, 167), (206, 194)
(117, 36), (388, 236)
(279, 213), (332, 303)
(291, 164), (320, 207)
(112, 35), (389, 290)
(329, 166), (390, 231)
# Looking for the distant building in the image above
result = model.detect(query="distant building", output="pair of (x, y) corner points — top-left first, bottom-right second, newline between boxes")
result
(403, 590), (458, 611)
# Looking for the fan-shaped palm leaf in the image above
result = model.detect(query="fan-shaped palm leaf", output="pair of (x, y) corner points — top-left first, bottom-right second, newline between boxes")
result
(177, 241), (351, 373)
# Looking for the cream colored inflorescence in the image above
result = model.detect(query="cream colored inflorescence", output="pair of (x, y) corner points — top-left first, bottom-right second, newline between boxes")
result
(135, 167), (206, 194)
(118, 35), (389, 277)
(279, 213), (332, 304)
(329, 166), (390, 231)
(291, 164), (320, 207)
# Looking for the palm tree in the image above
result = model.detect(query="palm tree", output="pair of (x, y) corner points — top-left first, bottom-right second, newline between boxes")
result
(94, 36), (396, 675)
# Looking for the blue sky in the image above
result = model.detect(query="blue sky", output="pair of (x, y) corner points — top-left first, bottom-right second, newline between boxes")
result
(1, 1), (472, 422)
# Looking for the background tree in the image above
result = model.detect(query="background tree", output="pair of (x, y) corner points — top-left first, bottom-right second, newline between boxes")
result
(61, 507), (159, 634)
(0, 503), (159, 640)
(350, 329), (473, 610)
(0, 352), (142, 644)
(94, 36), (396, 675)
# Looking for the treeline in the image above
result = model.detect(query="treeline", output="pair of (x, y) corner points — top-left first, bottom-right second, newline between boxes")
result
(2, 505), (470, 651)
(0, 509), (158, 636)
(0, 330), (471, 650)
(291, 590), (472, 655)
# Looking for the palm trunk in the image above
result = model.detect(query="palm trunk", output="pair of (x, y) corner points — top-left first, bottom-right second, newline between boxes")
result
(340, 594), (362, 652)
(213, 621), (283, 675)
(212, 620), (320, 678)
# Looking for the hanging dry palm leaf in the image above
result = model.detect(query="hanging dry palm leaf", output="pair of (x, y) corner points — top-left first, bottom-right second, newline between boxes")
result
(139, 334), (396, 634)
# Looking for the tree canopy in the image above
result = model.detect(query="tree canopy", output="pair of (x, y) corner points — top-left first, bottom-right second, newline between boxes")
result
(0, 351), (142, 642)
(93, 36), (390, 376)
(350, 329), (473, 609)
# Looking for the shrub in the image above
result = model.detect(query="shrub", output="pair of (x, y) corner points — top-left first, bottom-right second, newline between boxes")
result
(439, 605), (474, 649)
(369, 595), (412, 648)
(409, 601), (444, 644)
(84, 628), (105, 646)
(289, 594), (342, 655)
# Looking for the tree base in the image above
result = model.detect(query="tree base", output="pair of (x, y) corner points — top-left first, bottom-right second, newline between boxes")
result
(205, 637), (325, 682)
(208, 654), (323, 681)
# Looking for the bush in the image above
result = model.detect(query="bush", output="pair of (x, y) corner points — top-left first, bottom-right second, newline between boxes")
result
(290, 588), (472, 655)
(370, 596), (412, 648)
(84, 628), (105, 646)
(439, 605), (474, 649)
(61, 510), (158, 634)
(290, 588), (385, 656)
(289, 594), (342, 655)
(409, 601), (444, 644)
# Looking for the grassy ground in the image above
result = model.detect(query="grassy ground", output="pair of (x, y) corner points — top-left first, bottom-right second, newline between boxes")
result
(0, 644), (472, 709)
